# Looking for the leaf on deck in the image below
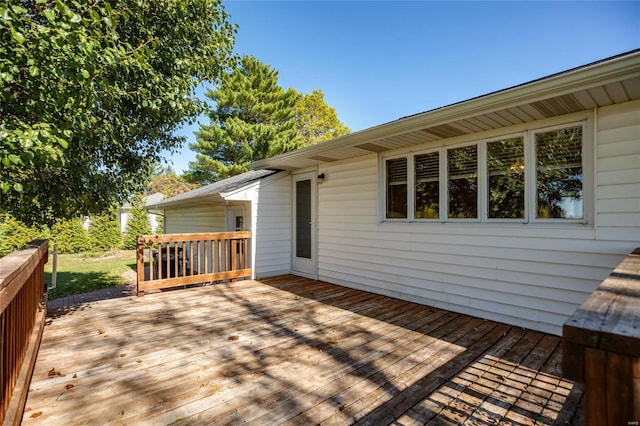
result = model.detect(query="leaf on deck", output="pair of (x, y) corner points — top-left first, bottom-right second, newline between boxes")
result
(48, 368), (62, 377)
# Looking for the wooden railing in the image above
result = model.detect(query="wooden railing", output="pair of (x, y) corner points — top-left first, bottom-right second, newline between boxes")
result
(1, 240), (48, 426)
(563, 248), (640, 426)
(136, 232), (251, 296)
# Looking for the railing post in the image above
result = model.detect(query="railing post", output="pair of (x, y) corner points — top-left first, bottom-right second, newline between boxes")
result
(136, 236), (144, 297)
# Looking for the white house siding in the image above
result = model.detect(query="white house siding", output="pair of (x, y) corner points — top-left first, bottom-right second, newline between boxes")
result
(164, 205), (225, 234)
(316, 104), (640, 336)
(253, 174), (292, 278)
(595, 99), (640, 242)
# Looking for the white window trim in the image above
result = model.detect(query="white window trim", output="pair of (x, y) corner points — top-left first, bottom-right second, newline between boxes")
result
(413, 148), (442, 221)
(445, 141), (482, 222)
(529, 120), (591, 225)
(379, 113), (593, 226)
(382, 154), (410, 221)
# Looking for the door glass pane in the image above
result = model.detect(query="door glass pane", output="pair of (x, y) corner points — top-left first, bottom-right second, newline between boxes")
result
(386, 158), (407, 218)
(536, 126), (583, 219)
(415, 152), (439, 219)
(448, 145), (478, 218)
(296, 179), (312, 259)
(488, 137), (525, 219)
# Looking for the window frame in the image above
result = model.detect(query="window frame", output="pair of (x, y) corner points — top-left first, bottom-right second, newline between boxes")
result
(414, 149), (442, 221)
(383, 154), (410, 221)
(484, 133), (527, 223)
(529, 121), (589, 224)
(379, 115), (592, 225)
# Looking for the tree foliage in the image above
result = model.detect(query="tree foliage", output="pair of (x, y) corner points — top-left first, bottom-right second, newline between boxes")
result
(88, 213), (122, 251)
(51, 218), (92, 254)
(0, 214), (46, 257)
(122, 196), (151, 249)
(186, 55), (303, 184)
(0, 0), (236, 225)
(147, 170), (196, 198)
(294, 89), (350, 144)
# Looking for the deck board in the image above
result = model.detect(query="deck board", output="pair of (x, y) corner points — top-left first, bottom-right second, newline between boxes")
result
(22, 276), (583, 425)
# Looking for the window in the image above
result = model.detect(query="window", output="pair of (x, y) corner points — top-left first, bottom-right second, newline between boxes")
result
(487, 137), (525, 219)
(386, 157), (407, 219)
(535, 126), (583, 219)
(448, 145), (477, 219)
(415, 152), (439, 219)
(381, 120), (588, 224)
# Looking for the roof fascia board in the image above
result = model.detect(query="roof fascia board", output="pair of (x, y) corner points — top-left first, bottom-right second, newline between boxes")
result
(147, 193), (225, 210)
(148, 171), (289, 209)
(251, 52), (640, 170)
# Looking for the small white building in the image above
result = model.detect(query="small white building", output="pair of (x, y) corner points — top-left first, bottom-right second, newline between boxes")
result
(151, 50), (640, 335)
(120, 192), (165, 234)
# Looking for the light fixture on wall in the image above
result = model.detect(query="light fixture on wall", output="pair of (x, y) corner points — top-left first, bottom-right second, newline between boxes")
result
(317, 173), (325, 183)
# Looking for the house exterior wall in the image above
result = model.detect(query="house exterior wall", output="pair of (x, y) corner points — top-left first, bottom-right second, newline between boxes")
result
(253, 173), (292, 278)
(164, 205), (226, 234)
(315, 100), (640, 336)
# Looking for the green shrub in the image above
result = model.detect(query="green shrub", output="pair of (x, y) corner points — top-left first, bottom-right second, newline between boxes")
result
(0, 214), (42, 257)
(123, 197), (152, 249)
(51, 218), (92, 254)
(89, 214), (123, 251)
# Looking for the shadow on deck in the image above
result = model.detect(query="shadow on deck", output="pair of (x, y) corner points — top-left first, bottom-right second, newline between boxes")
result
(23, 275), (583, 425)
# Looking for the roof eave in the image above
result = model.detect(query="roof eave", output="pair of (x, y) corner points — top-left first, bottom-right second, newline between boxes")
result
(251, 50), (640, 171)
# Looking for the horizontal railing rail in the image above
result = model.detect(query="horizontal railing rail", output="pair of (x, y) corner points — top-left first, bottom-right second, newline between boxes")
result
(136, 232), (251, 296)
(1, 240), (48, 426)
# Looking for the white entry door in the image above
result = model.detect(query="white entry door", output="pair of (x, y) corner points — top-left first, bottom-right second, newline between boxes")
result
(292, 172), (316, 277)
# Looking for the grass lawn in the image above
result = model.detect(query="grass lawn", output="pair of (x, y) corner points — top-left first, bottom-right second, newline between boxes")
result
(45, 250), (137, 300)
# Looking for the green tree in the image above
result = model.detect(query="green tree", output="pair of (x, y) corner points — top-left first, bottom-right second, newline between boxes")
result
(123, 196), (152, 249)
(0, 214), (43, 257)
(0, 0), (236, 226)
(51, 218), (92, 254)
(88, 213), (122, 252)
(186, 55), (303, 184)
(294, 89), (350, 144)
(147, 171), (196, 197)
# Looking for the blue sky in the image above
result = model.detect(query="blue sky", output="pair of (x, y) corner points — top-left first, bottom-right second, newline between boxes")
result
(168, 1), (640, 173)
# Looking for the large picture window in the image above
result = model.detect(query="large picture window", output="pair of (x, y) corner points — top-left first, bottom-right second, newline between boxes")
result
(487, 137), (525, 219)
(535, 126), (583, 219)
(386, 157), (407, 219)
(381, 121), (587, 224)
(448, 145), (477, 219)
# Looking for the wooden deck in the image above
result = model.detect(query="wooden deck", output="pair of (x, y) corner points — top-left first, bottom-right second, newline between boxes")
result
(22, 276), (583, 425)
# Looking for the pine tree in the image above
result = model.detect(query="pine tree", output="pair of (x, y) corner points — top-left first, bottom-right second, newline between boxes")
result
(187, 56), (304, 184)
(123, 196), (152, 250)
